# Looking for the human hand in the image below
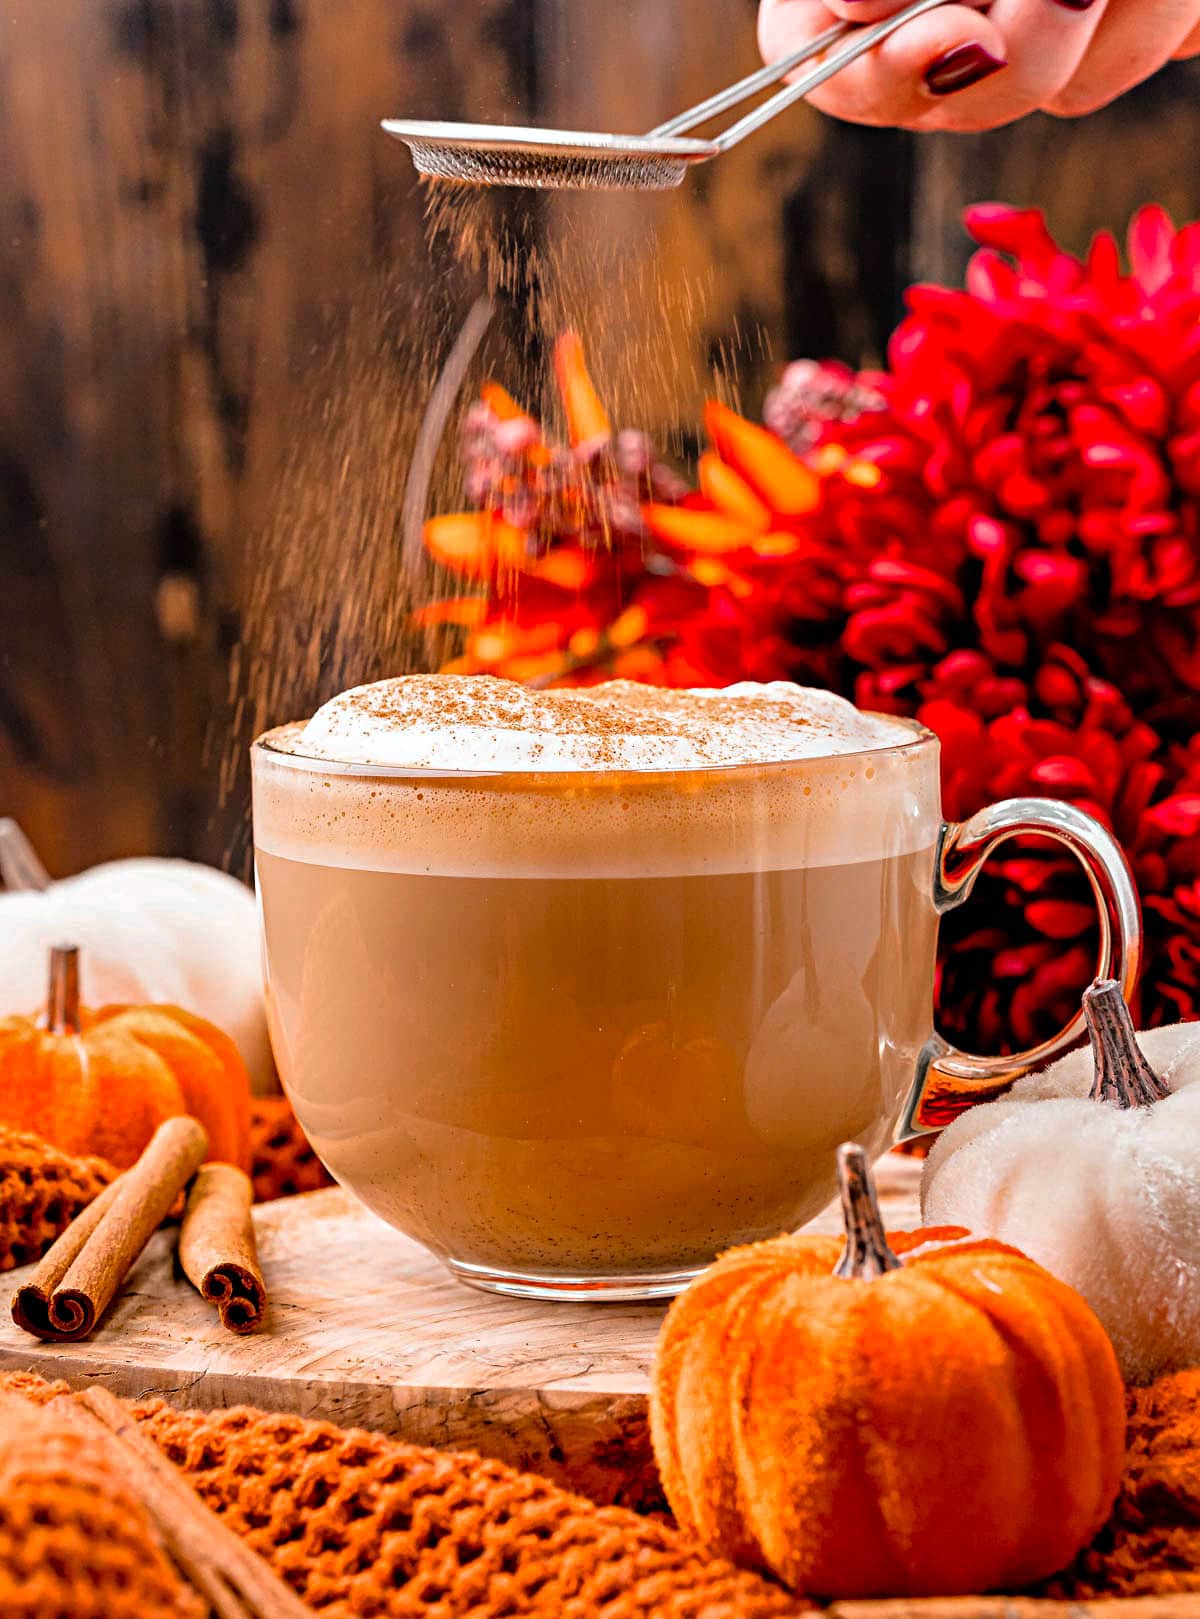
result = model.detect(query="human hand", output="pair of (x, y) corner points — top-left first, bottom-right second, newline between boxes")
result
(758, 0), (1200, 130)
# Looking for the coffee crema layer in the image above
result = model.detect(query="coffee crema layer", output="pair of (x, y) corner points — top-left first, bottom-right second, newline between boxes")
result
(294, 675), (914, 771)
(255, 678), (938, 878)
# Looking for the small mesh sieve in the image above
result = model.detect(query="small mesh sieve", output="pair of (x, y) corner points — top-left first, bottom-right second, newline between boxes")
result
(383, 124), (717, 192)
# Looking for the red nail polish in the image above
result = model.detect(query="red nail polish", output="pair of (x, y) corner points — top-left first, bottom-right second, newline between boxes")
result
(923, 42), (1007, 95)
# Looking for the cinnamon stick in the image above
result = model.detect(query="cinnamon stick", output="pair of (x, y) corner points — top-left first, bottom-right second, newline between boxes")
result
(11, 1174), (125, 1336)
(179, 1162), (266, 1333)
(10, 1115), (208, 1341)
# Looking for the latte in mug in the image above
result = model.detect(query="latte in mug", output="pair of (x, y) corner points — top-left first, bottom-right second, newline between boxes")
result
(253, 675), (945, 1295)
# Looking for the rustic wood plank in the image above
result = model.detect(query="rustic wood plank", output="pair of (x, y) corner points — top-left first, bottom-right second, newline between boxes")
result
(0, 0), (537, 878)
(0, 0), (180, 874)
(0, 1153), (922, 1507)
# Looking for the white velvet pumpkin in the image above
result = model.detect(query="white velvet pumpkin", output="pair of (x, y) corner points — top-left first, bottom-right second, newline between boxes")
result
(922, 981), (1200, 1383)
(0, 820), (275, 1094)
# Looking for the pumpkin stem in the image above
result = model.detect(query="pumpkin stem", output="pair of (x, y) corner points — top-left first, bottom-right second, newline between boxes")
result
(46, 944), (82, 1036)
(0, 818), (51, 893)
(1084, 979), (1170, 1109)
(833, 1142), (901, 1280)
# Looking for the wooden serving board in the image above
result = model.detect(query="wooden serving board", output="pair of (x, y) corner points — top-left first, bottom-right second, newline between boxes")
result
(0, 1154), (923, 1506)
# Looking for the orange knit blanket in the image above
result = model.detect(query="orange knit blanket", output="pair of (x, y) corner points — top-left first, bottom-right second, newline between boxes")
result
(247, 1095), (333, 1204)
(0, 1126), (115, 1271)
(0, 1389), (204, 1619)
(0, 1372), (798, 1617)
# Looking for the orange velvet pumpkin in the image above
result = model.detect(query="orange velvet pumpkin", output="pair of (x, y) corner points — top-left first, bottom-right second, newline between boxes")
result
(651, 1142), (1126, 1600)
(0, 945), (251, 1171)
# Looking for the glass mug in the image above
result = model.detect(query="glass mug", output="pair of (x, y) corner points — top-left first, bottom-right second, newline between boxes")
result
(251, 716), (1140, 1300)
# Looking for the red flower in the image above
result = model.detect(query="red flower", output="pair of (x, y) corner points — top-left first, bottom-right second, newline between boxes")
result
(424, 209), (1200, 1046)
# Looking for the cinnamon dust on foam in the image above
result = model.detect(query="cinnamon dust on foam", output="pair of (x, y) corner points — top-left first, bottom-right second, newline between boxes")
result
(294, 676), (911, 776)
(350, 681), (683, 771)
(330, 677), (830, 763)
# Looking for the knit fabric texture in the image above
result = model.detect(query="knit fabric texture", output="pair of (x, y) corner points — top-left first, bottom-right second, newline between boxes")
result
(1042, 1369), (1200, 1600)
(0, 1373), (799, 1618)
(249, 1095), (333, 1205)
(0, 1390), (202, 1619)
(0, 1126), (116, 1273)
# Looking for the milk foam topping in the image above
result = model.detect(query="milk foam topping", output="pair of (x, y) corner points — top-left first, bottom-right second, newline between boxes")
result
(254, 676), (939, 876)
(294, 676), (914, 771)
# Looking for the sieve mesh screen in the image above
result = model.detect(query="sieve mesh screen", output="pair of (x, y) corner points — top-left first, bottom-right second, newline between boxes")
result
(406, 140), (690, 191)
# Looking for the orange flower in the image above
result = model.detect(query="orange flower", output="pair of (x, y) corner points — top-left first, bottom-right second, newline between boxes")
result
(420, 335), (842, 688)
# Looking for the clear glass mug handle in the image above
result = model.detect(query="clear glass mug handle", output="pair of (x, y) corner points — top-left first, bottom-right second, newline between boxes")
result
(898, 797), (1143, 1139)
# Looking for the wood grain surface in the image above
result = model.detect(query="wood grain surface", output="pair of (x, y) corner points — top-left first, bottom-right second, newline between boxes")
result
(0, 1152), (922, 1507)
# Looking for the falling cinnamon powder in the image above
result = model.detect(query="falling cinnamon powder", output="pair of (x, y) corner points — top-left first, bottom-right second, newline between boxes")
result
(420, 177), (728, 447)
(219, 169), (768, 869)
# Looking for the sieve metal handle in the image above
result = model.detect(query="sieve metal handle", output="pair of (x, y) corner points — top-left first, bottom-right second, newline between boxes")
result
(648, 21), (851, 139)
(653, 0), (962, 154)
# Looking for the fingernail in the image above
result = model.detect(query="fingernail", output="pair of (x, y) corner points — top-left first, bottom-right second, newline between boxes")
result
(1050, 0), (1097, 9)
(923, 42), (1007, 95)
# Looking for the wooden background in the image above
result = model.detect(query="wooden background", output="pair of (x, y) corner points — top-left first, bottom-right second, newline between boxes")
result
(2, 0), (1199, 877)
